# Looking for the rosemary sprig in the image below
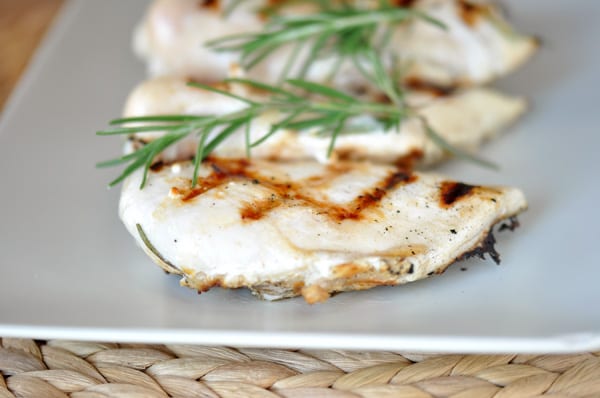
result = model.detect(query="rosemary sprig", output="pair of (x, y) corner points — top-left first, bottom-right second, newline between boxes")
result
(98, 76), (495, 188)
(97, 78), (408, 189)
(208, 4), (445, 82)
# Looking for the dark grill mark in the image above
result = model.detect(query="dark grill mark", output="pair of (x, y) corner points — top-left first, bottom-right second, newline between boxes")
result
(241, 198), (282, 221)
(392, 0), (417, 7)
(198, 0), (220, 11)
(394, 149), (424, 169)
(241, 168), (415, 222)
(457, 0), (490, 27)
(150, 161), (165, 172)
(405, 77), (457, 97)
(180, 158), (251, 202)
(258, 0), (288, 20)
(440, 181), (476, 207)
(386, 171), (412, 189)
(174, 158), (417, 222)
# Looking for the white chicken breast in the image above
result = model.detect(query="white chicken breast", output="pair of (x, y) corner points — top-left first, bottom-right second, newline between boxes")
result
(123, 76), (526, 166)
(120, 157), (527, 303)
(134, 0), (537, 88)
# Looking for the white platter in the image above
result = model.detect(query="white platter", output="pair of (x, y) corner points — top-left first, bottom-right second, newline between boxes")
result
(1, 0), (599, 353)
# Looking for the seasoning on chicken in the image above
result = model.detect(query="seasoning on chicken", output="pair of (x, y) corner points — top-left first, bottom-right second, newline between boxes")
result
(119, 157), (527, 303)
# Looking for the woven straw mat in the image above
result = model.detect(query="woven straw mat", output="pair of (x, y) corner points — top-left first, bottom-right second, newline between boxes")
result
(1, 339), (600, 398)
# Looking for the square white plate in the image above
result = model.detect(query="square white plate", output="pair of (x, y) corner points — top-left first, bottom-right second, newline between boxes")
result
(1, 0), (599, 353)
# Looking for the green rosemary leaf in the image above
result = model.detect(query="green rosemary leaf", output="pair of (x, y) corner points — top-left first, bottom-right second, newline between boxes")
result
(136, 224), (178, 270)
(243, 43), (282, 70)
(224, 78), (301, 100)
(286, 79), (358, 103)
(140, 145), (162, 189)
(284, 114), (343, 131)
(326, 117), (346, 157)
(297, 31), (331, 79)
(279, 39), (306, 83)
(412, 9), (447, 30)
(251, 106), (307, 148)
(107, 153), (147, 188)
(105, 130), (190, 188)
(109, 115), (208, 125)
(96, 150), (140, 168)
(97, 124), (187, 136)
(187, 81), (259, 105)
(244, 118), (252, 158)
(222, 0), (245, 17)
(192, 125), (213, 188)
(203, 117), (250, 156)
(422, 119), (498, 170)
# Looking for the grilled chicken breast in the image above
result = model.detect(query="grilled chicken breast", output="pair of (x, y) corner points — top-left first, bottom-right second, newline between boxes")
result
(124, 76), (526, 166)
(134, 0), (536, 88)
(120, 157), (527, 303)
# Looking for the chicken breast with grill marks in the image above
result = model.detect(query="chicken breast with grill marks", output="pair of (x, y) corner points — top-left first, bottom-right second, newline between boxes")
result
(120, 157), (526, 303)
(124, 76), (526, 166)
(134, 0), (537, 88)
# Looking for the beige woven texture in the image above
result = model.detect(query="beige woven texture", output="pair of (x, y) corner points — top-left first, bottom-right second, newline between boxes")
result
(1, 339), (600, 398)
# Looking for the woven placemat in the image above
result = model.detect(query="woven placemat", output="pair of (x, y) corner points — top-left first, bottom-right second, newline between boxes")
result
(1, 339), (599, 398)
